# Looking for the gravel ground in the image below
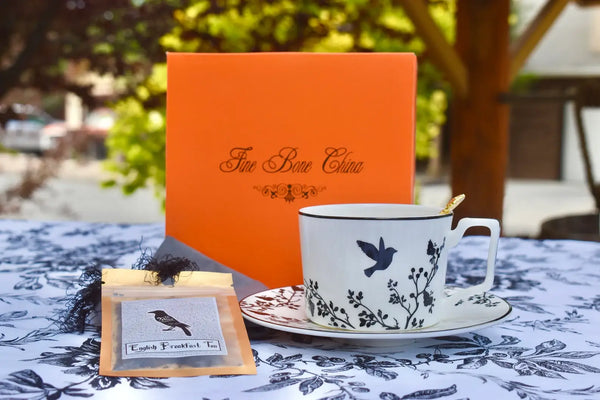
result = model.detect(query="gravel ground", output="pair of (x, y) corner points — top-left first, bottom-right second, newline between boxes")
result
(0, 153), (163, 224)
(0, 153), (595, 237)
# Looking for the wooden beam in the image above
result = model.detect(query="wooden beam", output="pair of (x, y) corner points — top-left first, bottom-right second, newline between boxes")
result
(575, 0), (600, 6)
(398, 0), (468, 98)
(510, 0), (570, 81)
(451, 0), (511, 227)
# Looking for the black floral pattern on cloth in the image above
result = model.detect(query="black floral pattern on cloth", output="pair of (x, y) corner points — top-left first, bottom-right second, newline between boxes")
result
(8, 338), (167, 397)
(239, 332), (600, 399)
(0, 220), (599, 399)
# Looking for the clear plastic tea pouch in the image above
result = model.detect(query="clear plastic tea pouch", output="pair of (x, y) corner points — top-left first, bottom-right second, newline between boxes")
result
(99, 269), (256, 377)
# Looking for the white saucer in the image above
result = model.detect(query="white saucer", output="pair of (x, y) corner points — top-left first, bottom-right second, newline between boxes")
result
(240, 285), (512, 342)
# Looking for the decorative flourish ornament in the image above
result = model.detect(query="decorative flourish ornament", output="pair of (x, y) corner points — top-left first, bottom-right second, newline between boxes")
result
(254, 183), (326, 202)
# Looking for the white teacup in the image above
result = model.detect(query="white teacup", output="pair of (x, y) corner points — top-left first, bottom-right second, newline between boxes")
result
(298, 203), (500, 332)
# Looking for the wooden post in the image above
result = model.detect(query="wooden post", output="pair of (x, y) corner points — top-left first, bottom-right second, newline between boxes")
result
(450, 0), (511, 227)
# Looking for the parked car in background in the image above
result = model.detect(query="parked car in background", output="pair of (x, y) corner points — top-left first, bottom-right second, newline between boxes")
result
(0, 104), (67, 154)
(76, 107), (116, 159)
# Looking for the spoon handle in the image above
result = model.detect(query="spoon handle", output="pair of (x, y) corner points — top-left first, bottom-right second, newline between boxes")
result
(440, 194), (466, 215)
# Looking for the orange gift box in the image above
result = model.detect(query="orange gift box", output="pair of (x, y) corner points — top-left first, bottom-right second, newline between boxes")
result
(166, 52), (416, 288)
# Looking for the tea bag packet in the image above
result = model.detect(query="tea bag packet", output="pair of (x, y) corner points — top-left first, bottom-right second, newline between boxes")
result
(99, 269), (256, 377)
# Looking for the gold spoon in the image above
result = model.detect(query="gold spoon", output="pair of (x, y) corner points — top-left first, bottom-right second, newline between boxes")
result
(439, 194), (466, 215)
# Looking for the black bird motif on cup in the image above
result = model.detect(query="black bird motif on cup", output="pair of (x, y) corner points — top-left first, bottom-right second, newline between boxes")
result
(357, 237), (397, 277)
(148, 310), (192, 336)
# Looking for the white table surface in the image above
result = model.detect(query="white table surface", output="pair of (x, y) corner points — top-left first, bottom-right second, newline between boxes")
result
(1, 220), (599, 399)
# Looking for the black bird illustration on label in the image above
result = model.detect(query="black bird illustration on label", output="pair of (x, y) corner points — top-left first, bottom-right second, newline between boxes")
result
(148, 310), (192, 336)
(357, 237), (397, 277)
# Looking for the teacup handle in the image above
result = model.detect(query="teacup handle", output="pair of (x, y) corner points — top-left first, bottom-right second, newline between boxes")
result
(446, 218), (500, 295)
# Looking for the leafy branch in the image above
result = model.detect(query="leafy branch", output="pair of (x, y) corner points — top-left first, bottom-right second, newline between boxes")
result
(347, 290), (399, 330)
(305, 280), (355, 329)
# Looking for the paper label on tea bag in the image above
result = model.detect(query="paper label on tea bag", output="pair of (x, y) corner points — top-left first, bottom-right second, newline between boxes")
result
(120, 297), (227, 359)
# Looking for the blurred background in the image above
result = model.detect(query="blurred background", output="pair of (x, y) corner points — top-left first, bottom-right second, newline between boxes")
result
(0, 0), (598, 239)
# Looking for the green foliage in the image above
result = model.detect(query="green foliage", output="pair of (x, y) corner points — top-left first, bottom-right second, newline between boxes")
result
(510, 72), (539, 94)
(103, 64), (167, 206)
(106, 0), (454, 204)
(0, 0), (185, 103)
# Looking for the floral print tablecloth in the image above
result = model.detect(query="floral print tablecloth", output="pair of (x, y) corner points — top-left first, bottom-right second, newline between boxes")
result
(0, 220), (599, 400)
